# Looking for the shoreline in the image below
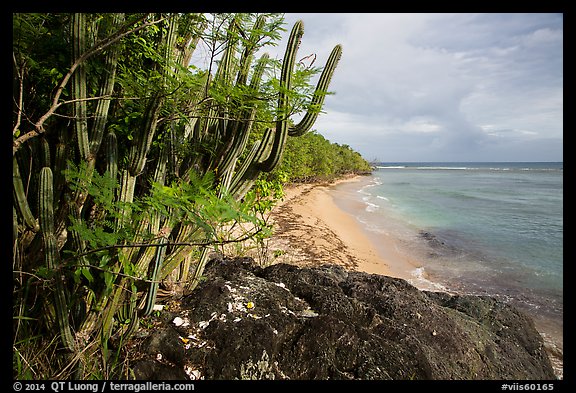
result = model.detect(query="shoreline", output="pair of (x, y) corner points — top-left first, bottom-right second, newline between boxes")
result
(266, 175), (430, 288)
(263, 174), (563, 379)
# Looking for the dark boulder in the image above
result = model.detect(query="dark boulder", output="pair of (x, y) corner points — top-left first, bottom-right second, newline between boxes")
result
(130, 257), (555, 380)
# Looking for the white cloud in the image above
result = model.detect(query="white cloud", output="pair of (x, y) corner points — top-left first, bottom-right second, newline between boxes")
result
(266, 13), (563, 162)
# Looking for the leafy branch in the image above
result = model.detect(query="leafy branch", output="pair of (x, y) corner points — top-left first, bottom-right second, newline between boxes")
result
(12, 14), (168, 155)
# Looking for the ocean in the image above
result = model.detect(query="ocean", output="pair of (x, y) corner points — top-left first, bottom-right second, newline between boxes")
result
(332, 162), (563, 376)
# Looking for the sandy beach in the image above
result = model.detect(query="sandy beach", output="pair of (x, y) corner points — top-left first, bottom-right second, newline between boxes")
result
(260, 176), (423, 284)
(220, 174), (445, 291)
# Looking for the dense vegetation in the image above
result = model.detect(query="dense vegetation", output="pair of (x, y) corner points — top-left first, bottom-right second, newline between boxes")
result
(274, 131), (372, 183)
(12, 13), (370, 379)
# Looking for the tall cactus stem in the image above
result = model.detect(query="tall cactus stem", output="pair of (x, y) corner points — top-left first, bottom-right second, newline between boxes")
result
(71, 13), (89, 162)
(53, 127), (68, 215)
(89, 13), (124, 158)
(235, 15), (267, 86)
(187, 247), (211, 291)
(116, 170), (136, 230)
(39, 167), (75, 351)
(140, 237), (168, 317)
(259, 20), (304, 172)
(229, 141), (262, 199)
(127, 96), (162, 177)
(105, 131), (118, 184)
(289, 44), (343, 137)
(39, 137), (51, 169)
(13, 157), (38, 231)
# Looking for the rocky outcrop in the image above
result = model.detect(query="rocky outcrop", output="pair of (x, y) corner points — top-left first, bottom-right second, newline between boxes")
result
(129, 257), (555, 380)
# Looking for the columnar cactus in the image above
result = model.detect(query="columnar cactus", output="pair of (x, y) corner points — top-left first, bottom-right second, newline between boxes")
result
(90, 13), (124, 159)
(174, 18), (342, 201)
(228, 21), (342, 200)
(39, 167), (75, 351)
(14, 15), (343, 375)
(288, 44), (343, 137)
(71, 13), (89, 162)
(140, 236), (168, 316)
(180, 18), (343, 287)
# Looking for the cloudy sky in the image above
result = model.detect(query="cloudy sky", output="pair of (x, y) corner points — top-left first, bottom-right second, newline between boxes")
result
(265, 13), (563, 162)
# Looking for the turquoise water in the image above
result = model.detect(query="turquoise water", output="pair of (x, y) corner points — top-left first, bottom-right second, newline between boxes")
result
(334, 162), (563, 370)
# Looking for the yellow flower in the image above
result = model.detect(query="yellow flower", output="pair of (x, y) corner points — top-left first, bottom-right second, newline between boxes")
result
(246, 302), (255, 309)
